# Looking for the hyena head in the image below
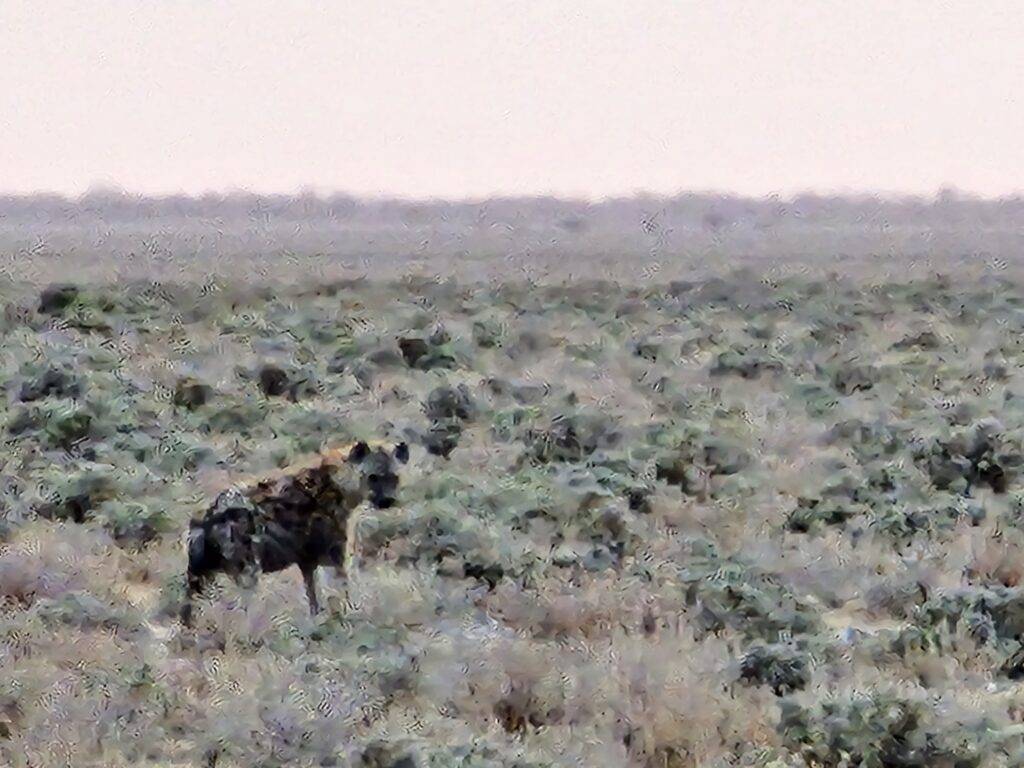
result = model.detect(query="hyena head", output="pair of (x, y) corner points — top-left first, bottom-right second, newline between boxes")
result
(187, 489), (260, 588)
(347, 440), (409, 509)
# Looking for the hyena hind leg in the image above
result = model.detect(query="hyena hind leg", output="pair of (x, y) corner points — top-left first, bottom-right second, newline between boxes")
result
(301, 564), (321, 615)
(181, 573), (210, 628)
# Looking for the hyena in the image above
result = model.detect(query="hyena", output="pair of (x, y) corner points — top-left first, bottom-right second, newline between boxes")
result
(182, 440), (409, 625)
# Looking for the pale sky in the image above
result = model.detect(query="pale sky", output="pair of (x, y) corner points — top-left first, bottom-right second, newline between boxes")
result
(3, 1), (1023, 200)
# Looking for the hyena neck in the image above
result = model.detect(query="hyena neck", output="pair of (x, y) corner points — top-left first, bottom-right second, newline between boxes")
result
(320, 463), (367, 513)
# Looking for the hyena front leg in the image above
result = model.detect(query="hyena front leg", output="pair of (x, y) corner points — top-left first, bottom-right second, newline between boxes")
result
(330, 561), (357, 614)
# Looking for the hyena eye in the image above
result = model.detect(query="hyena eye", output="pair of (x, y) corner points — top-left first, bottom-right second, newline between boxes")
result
(368, 474), (381, 483)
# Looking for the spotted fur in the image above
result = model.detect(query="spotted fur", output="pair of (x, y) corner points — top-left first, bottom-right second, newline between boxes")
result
(182, 439), (409, 625)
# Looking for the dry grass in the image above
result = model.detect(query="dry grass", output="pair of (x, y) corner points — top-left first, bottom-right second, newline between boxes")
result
(3, 200), (1024, 765)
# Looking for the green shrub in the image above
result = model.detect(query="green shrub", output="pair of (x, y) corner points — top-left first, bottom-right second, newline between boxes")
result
(34, 591), (142, 633)
(172, 376), (213, 409)
(679, 557), (820, 642)
(786, 497), (859, 534)
(739, 643), (811, 695)
(523, 407), (621, 465)
(779, 692), (987, 768)
(200, 396), (269, 435)
(92, 499), (174, 547)
(34, 464), (120, 523)
(710, 345), (784, 379)
(7, 399), (94, 449)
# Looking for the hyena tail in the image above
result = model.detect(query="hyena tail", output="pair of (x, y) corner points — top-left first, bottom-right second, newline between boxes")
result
(181, 525), (207, 627)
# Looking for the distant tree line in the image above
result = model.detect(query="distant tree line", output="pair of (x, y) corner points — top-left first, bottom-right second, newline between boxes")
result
(2, 188), (1023, 230)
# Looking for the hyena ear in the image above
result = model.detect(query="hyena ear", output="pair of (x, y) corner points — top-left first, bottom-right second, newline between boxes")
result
(394, 442), (410, 465)
(349, 441), (371, 463)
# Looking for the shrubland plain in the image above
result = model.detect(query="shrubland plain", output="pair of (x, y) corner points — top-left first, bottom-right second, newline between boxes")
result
(4, 194), (1024, 767)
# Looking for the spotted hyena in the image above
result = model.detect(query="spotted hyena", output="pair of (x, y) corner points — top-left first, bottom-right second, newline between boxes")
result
(182, 440), (409, 625)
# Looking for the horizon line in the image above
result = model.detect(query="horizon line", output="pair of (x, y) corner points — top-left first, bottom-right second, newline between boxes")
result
(1, 184), (1022, 207)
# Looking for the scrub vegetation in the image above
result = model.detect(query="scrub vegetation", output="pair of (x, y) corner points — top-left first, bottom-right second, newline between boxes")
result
(4, 193), (1024, 767)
